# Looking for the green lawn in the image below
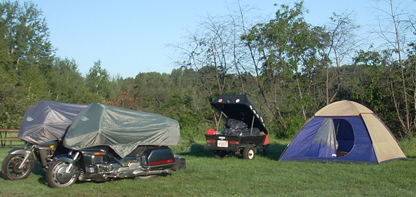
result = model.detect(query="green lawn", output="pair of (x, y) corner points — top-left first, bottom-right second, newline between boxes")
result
(1, 139), (416, 197)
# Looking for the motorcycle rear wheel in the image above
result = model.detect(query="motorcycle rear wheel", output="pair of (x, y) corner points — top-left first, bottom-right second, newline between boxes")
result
(46, 160), (79, 188)
(1, 153), (35, 180)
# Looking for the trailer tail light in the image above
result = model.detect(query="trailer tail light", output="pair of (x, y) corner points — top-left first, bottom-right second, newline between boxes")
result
(229, 141), (239, 145)
(149, 159), (175, 166)
(207, 140), (216, 143)
(263, 134), (269, 145)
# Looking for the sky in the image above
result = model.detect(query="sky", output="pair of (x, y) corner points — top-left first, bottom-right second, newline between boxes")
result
(22, 0), (415, 78)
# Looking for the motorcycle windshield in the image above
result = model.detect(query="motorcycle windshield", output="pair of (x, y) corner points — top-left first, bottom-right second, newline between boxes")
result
(18, 100), (88, 145)
(63, 103), (180, 158)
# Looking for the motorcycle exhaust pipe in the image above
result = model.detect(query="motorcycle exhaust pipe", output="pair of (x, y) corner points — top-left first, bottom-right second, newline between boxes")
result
(132, 169), (169, 176)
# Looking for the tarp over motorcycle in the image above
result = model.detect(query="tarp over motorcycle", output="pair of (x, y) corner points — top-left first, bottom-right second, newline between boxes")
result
(18, 100), (88, 145)
(63, 103), (180, 158)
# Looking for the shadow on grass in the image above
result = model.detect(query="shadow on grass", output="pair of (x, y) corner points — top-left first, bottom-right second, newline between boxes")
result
(33, 161), (48, 185)
(177, 142), (288, 161)
(263, 143), (288, 161)
(177, 144), (216, 158)
(38, 171), (173, 187)
(32, 161), (46, 176)
(37, 175), (47, 185)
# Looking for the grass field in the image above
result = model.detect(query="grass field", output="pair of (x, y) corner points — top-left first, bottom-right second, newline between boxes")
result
(1, 138), (416, 197)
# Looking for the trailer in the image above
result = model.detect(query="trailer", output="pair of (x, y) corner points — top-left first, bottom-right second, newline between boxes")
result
(205, 95), (269, 160)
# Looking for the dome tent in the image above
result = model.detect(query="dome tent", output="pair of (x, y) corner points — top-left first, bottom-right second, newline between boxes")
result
(279, 100), (406, 163)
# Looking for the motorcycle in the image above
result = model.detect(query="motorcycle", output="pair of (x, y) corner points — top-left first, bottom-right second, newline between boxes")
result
(47, 145), (186, 188)
(46, 103), (186, 188)
(2, 141), (58, 180)
(1, 100), (87, 180)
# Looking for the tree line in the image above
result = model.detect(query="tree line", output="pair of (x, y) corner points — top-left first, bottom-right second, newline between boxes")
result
(1, 1), (415, 140)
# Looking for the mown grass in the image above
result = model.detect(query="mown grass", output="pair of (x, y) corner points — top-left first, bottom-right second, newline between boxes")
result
(1, 138), (416, 197)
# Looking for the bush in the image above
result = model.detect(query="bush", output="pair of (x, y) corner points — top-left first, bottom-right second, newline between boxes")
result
(271, 117), (306, 139)
(399, 137), (416, 157)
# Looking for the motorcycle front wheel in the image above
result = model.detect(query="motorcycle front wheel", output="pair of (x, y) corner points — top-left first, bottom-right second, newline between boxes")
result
(1, 153), (35, 180)
(46, 160), (79, 188)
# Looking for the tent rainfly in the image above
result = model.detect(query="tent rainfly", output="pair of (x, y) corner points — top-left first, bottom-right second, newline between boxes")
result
(279, 100), (406, 163)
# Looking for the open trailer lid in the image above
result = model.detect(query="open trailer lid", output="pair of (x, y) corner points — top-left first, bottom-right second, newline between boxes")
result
(18, 100), (88, 145)
(63, 103), (180, 158)
(210, 95), (267, 133)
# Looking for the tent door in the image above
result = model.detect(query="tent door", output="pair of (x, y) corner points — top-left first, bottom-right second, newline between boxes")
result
(305, 118), (338, 158)
(334, 119), (355, 156)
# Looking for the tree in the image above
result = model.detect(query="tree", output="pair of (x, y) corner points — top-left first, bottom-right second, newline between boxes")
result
(372, 0), (416, 137)
(323, 12), (361, 104)
(48, 57), (101, 104)
(173, 1), (263, 97)
(85, 60), (116, 102)
(175, 16), (233, 96)
(241, 1), (328, 136)
(107, 77), (140, 110)
(0, 1), (54, 128)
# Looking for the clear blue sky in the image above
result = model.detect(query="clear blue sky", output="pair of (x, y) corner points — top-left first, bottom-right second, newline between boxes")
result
(24, 0), (415, 78)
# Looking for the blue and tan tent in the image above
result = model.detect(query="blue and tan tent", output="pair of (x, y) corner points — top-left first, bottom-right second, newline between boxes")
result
(279, 100), (406, 163)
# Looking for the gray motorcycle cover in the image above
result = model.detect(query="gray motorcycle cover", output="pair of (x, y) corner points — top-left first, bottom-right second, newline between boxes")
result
(18, 100), (88, 145)
(63, 103), (180, 157)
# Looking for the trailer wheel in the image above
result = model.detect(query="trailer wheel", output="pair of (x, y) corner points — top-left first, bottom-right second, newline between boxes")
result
(242, 145), (256, 160)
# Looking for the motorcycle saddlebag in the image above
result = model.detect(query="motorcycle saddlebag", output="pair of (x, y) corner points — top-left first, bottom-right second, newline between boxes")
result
(146, 147), (175, 169)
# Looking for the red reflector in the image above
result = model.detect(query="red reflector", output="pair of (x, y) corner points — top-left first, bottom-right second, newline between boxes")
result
(207, 140), (215, 143)
(206, 129), (217, 135)
(149, 159), (175, 166)
(230, 141), (239, 145)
